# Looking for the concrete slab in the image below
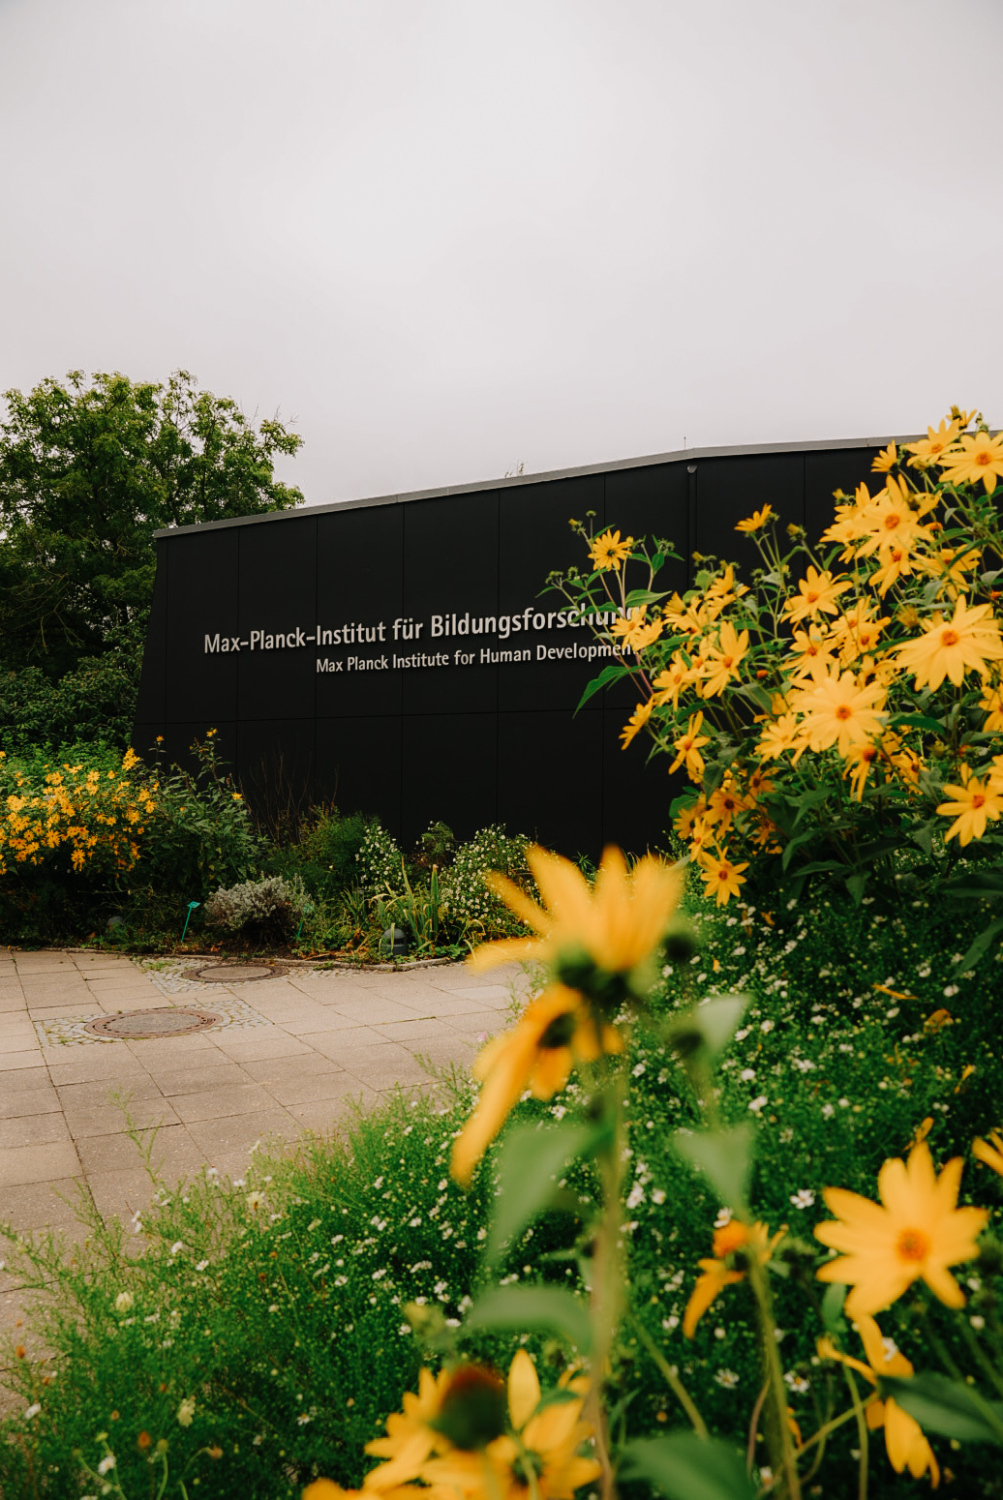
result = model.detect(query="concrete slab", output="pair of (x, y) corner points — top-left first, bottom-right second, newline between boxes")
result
(1, 950), (527, 1250)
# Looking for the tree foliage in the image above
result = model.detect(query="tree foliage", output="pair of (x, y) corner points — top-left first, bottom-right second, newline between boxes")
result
(0, 369), (304, 680)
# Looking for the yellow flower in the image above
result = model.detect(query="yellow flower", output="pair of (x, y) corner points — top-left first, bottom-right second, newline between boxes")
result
(936, 769), (1003, 845)
(611, 606), (662, 653)
(699, 850), (749, 906)
(896, 597), (1003, 690)
(787, 627), (839, 685)
(757, 712), (808, 763)
(871, 442), (898, 473)
(782, 567), (851, 625)
(905, 417), (960, 469)
(363, 1366), (462, 1487)
(842, 742), (879, 801)
(817, 1315), (940, 1486)
(815, 1141), (988, 1316)
(735, 505), (775, 533)
(668, 712), (710, 782)
(619, 701), (653, 749)
(797, 670), (887, 758)
(422, 1350), (600, 1499)
(979, 684), (1003, 732)
(651, 653), (698, 708)
(468, 843), (682, 980)
(683, 1220), (783, 1337)
(699, 622), (750, 699)
(973, 1130), (1003, 1179)
(588, 529), (634, 572)
(938, 429), (1003, 492)
(451, 986), (622, 1185)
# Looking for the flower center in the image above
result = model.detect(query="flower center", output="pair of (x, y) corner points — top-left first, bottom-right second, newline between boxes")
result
(973, 793), (986, 810)
(942, 629), (960, 647)
(896, 1228), (930, 1263)
(835, 705), (853, 721)
(884, 514), (901, 529)
(976, 450), (991, 466)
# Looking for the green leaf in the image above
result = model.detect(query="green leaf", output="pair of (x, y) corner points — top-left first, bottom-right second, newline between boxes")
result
(620, 1433), (756, 1500)
(888, 712), (946, 734)
(668, 994), (748, 1067)
(574, 662), (631, 714)
(844, 872), (869, 904)
(625, 588), (671, 607)
(463, 1286), (592, 1353)
(879, 1374), (1003, 1446)
(487, 1121), (598, 1264)
(821, 1281), (847, 1336)
(673, 1123), (753, 1218)
(960, 917), (1003, 970)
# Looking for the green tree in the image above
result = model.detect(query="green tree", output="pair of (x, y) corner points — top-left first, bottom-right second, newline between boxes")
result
(0, 369), (304, 681)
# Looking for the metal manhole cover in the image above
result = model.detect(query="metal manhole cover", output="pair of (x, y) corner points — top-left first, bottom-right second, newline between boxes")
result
(187, 962), (287, 984)
(86, 1007), (223, 1040)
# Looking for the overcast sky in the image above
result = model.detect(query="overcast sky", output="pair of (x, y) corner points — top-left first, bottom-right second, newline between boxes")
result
(1, 0), (1000, 506)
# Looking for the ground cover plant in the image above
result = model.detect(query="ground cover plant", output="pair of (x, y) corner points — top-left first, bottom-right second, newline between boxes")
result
(4, 869), (1003, 1498)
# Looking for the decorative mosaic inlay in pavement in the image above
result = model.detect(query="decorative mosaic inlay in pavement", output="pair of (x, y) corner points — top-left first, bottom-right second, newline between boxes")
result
(33, 993), (271, 1048)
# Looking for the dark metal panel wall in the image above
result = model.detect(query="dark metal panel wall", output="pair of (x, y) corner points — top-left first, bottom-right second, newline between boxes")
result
(137, 445), (879, 857)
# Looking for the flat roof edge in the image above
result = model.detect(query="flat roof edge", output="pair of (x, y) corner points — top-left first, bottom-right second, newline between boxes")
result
(153, 433), (908, 539)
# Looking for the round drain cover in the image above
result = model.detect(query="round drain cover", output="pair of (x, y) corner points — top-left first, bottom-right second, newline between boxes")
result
(188, 962), (286, 984)
(86, 1007), (222, 1040)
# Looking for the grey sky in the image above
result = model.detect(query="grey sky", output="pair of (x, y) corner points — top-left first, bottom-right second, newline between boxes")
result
(1, 0), (1000, 506)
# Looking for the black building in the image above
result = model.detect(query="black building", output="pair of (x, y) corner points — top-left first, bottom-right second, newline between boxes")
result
(134, 436), (890, 856)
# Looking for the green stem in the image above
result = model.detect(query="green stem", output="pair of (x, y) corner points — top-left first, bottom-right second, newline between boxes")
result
(629, 1314), (709, 1439)
(586, 1067), (626, 1500)
(747, 1256), (801, 1500)
(841, 1367), (869, 1500)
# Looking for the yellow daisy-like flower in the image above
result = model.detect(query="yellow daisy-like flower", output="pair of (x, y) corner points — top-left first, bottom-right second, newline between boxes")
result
(871, 442), (898, 473)
(896, 597), (1003, 690)
(797, 670), (887, 758)
(422, 1351), (600, 1499)
(817, 1316), (940, 1486)
(842, 742), (880, 802)
(814, 1141), (988, 1316)
(451, 986), (621, 1185)
(588, 529), (634, 572)
(651, 653), (698, 708)
(757, 712), (808, 763)
(611, 606), (663, 653)
(699, 850), (749, 906)
(668, 712), (710, 782)
(683, 1220), (783, 1338)
(979, 684), (1003, 732)
(782, 566), (851, 626)
(735, 505), (775, 533)
(467, 843), (683, 980)
(936, 769), (1003, 845)
(620, 700), (653, 749)
(699, 622), (750, 699)
(938, 429), (1003, 493)
(363, 1364), (505, 1490)
(973, 1129), (1003, 1179)
(905, 417), (960, 469)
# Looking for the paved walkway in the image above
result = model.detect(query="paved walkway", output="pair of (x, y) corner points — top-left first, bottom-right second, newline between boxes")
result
(0, 949), (524, 1340)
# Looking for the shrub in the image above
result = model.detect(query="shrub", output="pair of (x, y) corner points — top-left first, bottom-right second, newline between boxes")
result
(204, 872), (308, 942)
(439, 823), (533, 936)
(129, 734), (258, 919)
(551, 409), (1003, 949)
(354, 821), (405, 896)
